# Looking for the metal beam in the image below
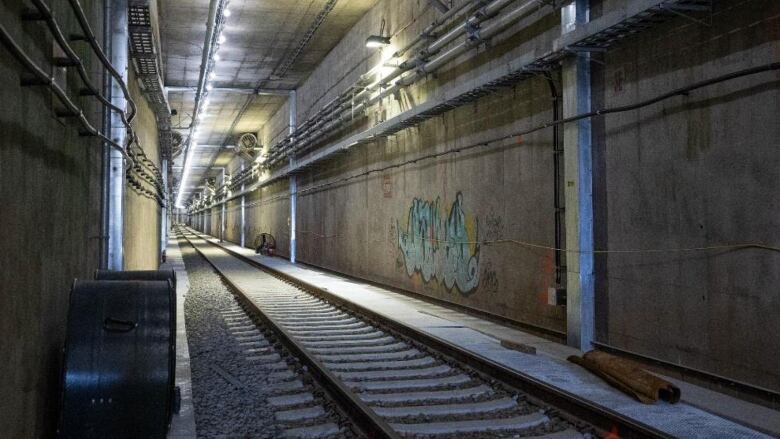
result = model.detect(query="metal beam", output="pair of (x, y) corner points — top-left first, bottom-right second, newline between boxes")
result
(289, 90), (298, 264)
(240, 162), (246, 248)
(165, 85), (292, 96)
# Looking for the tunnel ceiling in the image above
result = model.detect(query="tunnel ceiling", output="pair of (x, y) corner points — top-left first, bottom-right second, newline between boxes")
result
(160, 0), (378, 194)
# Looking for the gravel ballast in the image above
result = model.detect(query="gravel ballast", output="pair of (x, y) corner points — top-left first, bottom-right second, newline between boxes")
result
(179, 236), (355, 438)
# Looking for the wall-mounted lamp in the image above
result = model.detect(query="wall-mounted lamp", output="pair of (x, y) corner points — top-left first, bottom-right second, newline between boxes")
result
(366, 19), (390, 48)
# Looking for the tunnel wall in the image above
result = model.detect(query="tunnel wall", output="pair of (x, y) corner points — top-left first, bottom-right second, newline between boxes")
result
(0, 1), (105, 436)
(592, 0), (780, 392)
(123, 67), (162, 270)
(235, 0), (568, 333)
(199, 0), (780, 391)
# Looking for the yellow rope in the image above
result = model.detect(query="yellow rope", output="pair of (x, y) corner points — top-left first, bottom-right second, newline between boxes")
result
(297, 230), (780, 254)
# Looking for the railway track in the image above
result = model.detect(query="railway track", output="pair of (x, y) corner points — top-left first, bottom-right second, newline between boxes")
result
(176, 233), (358, 438)
(218, 302), (356, 438)
(179, 226), (668, 439)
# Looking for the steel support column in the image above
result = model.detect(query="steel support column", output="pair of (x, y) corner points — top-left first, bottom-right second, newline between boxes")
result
(107, 0), (129, 270)
(563, 0), (594, 351)
(161, 159), (168, 257)
(240, 162), (246, 248)
(220, 168), (226, 242)
(289, 90), (298, 264)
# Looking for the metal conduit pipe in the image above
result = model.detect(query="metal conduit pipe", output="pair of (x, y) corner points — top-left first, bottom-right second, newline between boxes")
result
(415, 0), (544, 76)
(346, 1), (484, 98)
(0, 22), (130, 160)
(25, 0), (157, 187)
(195, 0), (222, 117)
(285, 0), (546, 160)
(196, 61), (780, 215)
(274, 92), (353, 151)
(29, 0), (134, 137)
(265, 0), (490, 162)
(106, 0), (130, 270)
(268, 0), (539, 165)
(395, 0), (479, 57)
(66, 0), (137, 123)
(265, 3), (482, 163)
(424, 0), (513, 55)
(340, 0), (514, 106)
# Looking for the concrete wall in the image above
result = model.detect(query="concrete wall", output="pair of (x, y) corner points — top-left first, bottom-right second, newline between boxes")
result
(123, 67), (162, 270)
(0, 1), (167, 435)
(191, 0), (780, 391)
(211, 0), (568, 333)
(593, 0), (780, 391)
(0, 1), (105, 436)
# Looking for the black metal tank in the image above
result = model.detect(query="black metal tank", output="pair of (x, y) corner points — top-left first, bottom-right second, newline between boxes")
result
(58, 279), (175, 439)
(94, 269), (178, 423)
(95, 269), (176, 292)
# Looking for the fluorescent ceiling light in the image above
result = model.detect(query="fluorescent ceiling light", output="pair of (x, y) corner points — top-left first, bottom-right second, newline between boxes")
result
(218, 34), (226, 44)
(223, 8), (231, 17)
(214, 53), (221, 61)
(175, 142), (198, 208)
(365, 35), (391, 48)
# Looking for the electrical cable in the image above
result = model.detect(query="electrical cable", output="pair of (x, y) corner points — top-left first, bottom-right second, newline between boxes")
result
(1, 20), (167, 199)
(297, 61), (780, 198)
(30, 0), (134, 134)
(22, 0), (166, 194)
(65, 0), (137, 123)
(0, 21), (130, 161)
(190, 61), (780, 255)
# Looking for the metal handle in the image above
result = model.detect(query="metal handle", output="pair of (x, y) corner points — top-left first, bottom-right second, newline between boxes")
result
(103, 317), (137, 333)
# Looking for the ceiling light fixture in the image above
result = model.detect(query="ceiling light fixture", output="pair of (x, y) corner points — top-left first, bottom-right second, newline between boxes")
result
(366, 18), (390, 48)
(175, 141), (198, 208)
(177, 1), (230, 211)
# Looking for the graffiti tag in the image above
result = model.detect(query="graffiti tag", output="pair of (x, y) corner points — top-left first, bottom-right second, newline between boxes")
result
(397, 192), (480, 295)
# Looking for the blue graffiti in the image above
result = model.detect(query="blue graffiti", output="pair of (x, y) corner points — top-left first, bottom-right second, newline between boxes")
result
(397, 192), (480, 295)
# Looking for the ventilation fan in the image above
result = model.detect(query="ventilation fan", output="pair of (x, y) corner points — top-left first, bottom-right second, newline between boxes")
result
(236, 133), (261, 161)
(171, 131), (184, 158)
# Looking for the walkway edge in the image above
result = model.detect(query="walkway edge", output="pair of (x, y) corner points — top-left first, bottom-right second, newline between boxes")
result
(164, 237), (197, 439)
(189, 228), (670, 439)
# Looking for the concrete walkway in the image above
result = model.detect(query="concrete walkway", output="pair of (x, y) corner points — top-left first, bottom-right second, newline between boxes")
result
(188, 228), (780, 439)
(162, 237), (197, 439)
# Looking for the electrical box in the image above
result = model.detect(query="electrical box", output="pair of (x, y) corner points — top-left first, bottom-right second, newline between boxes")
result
(548, 287), (567, 306)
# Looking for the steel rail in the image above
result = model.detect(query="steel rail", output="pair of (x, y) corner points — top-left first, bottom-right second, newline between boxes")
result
(185, 227), (675, 439)
(179, 230), (400, 439)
